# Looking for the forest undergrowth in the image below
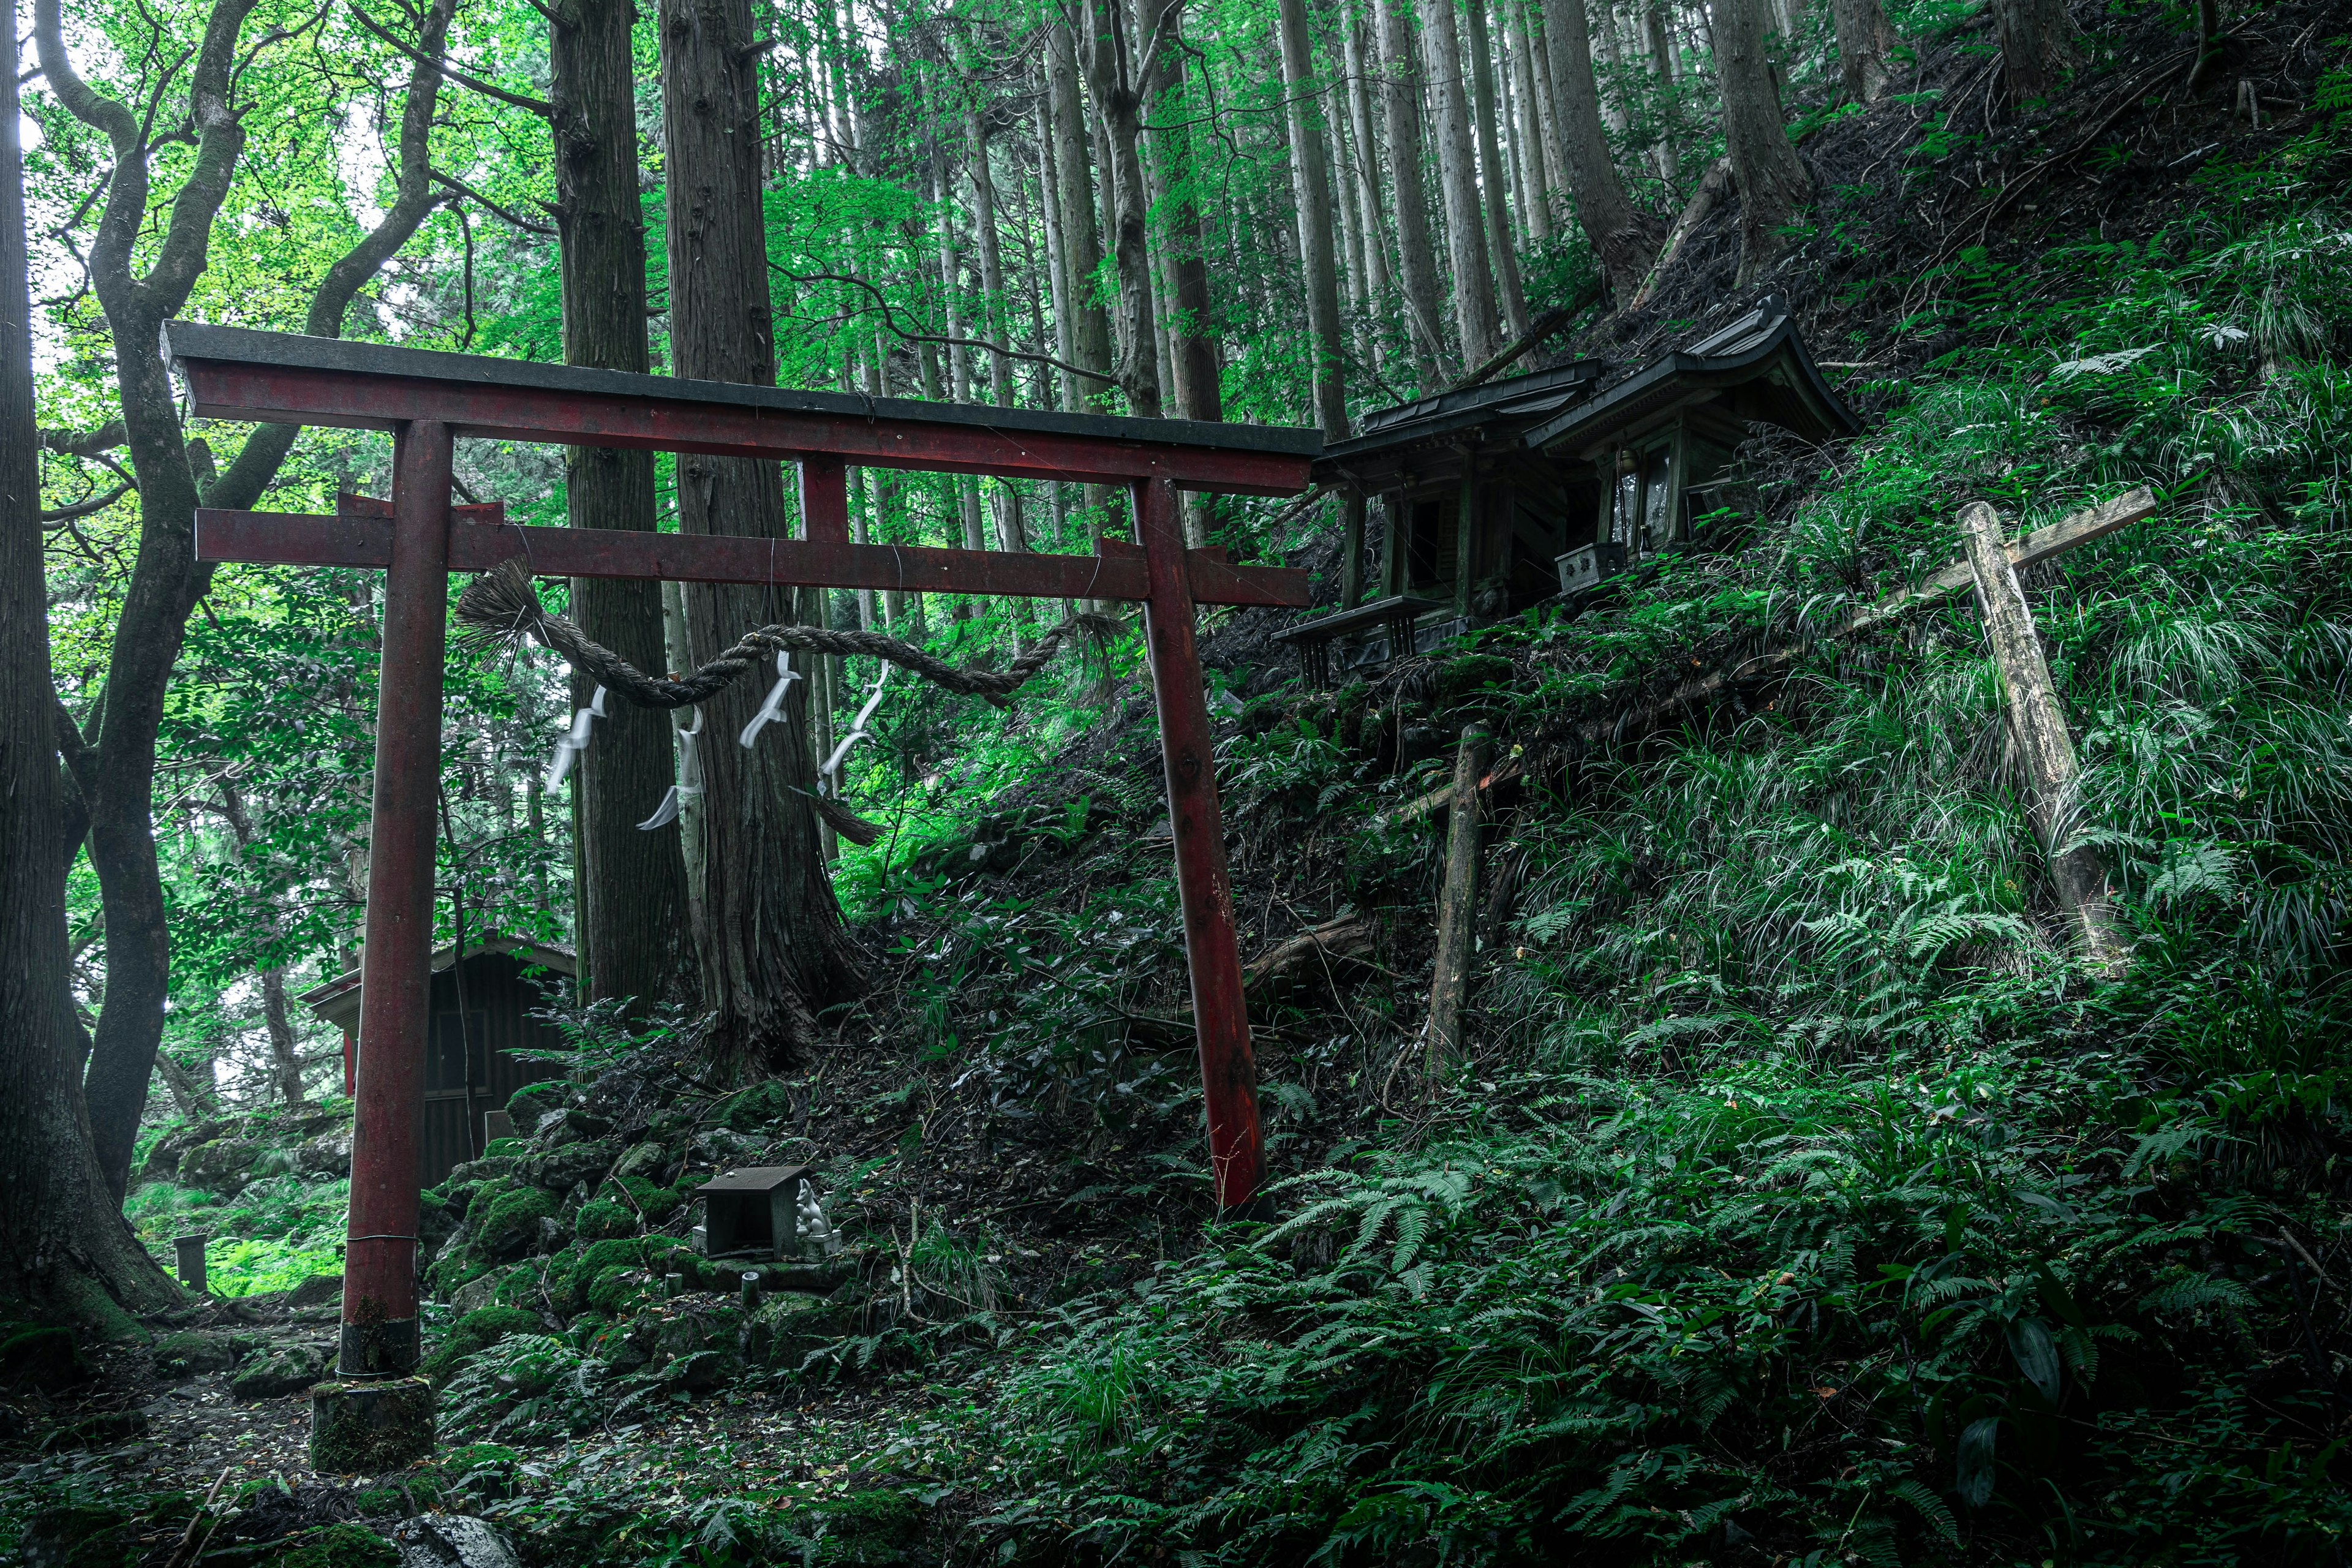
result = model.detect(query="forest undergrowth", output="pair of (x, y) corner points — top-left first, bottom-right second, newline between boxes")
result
(9, 12), (2352, 1568)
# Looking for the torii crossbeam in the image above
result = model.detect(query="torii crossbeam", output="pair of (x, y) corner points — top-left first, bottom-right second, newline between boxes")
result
(165, 323), (1318, 1389)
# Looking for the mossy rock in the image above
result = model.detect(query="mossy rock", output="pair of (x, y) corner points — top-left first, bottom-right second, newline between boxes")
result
(506, 1082), (565, 1131)
(721, 1080), (795, 1132)
(611, 1140), (674, 1182)
(615, 1175), (683, 1223)
(584, 1266), (651, 1315)
(420, 1306), (541, 1387)
(575, 1199), (635, 1242)
(154, 1329), (241, 1377)
(231, 1341), (336, 1400)
(1434, 652), (1515, 702)
(469, 1180), (555, 1262)
(268, 1524), (399, 1568)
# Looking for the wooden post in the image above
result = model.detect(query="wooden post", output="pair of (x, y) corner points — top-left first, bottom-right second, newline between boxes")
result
(341, 420), (451, 1381)
(1340, 493), (1366, 611)
(1136, 477), (1266, 1210)
(1426, 725), (1491, 1079)
(1958, 502), (2131, 977)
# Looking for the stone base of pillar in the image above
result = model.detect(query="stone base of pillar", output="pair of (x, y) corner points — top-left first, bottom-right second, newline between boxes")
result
(309, 1378), (434, 1474)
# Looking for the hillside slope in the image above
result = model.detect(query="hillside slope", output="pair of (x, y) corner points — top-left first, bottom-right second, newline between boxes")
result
(9, 9), (2352, 1566)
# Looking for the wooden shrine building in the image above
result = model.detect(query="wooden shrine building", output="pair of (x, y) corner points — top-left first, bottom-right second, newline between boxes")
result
(1282, 299), (1860, 682)
(302, 934), (574, 1185)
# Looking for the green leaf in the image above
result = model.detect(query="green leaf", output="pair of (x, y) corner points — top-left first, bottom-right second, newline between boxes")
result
(2007, 1316), (2062, 1403)
(1956, 1417), (2000, 1508)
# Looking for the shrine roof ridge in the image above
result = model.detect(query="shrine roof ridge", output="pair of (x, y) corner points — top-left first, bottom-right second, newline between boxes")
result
(1314, 358), (1607, 470)
(1520, 298), (1861, 455)
(162, 322), (1323, 459)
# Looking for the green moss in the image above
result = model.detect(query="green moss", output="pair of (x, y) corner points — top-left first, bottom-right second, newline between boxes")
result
(1434, 652), (1514, 702)
(270, 1523), (400, 1568)
(420, 1305), (542, 1386)
(469, 1182), (555, 1261)
(575, 1199), (635, 1241)
(584, 1266), (650, 1314)
(422, 1442), (522, 1504)
(506, 1082), (565, 1130)
(721, 1079), (795, 1132)
(616, 1175), (683, 1222)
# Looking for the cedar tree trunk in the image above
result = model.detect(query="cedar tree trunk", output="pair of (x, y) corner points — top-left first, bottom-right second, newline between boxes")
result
(1373, 0), (1449, 385)
(553, 0), (696, 1010)
(1711, 0), (1812, 282)
(660, 0), (862, 1063)
(1543, 0), (1657, 298)
(1276, 0), (1349, 439)
(1420, 0), (1504, 369)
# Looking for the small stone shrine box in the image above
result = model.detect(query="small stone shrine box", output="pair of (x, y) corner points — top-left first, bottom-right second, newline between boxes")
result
(1525, 298), (1860, 590)
(696, 1165), (813, 1261)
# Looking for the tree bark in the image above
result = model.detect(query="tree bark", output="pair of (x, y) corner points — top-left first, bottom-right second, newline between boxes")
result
(1957, 503), (2130, 976)
(0, 44), (179, 1325)
(1134, 0), (1221, 423)
(962, 104), (1030, 576)
(552, 0), (695, 1012)
(1503, 9), (1555, 241)
(41, 0), (458, 1200)
(1425, 725), (1489, 1080)
(1373, 0), (1449, 386)
(1830, 0), (1898, 104)
(1076, 0), (1164, 416)
(1991, 0), (2081, 102)
(1046, 23), (1117, 410)
(1645, 2), (1681, 187)
(1542, 0), (1656, 298)
(660, 0), (861, 1063)
(1341, 17), (1395, 312)
(1464, 0), (1529, 341)
(1420, 0), (1504, 369)
(1276, 0), (1349, 439)
(1711, 0), (1812, 282)
(216, 779), (304, 1105)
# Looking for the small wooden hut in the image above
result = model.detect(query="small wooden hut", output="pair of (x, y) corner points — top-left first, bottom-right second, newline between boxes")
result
(1280, 300), (1858, 684)
(301, 934), (575, 1185)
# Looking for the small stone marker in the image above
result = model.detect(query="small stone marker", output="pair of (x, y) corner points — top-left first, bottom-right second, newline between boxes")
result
(173, 1234), (208, 1295)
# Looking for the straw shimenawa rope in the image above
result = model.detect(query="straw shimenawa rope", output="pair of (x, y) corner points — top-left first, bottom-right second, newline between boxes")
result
(455, 558), (1115, 713)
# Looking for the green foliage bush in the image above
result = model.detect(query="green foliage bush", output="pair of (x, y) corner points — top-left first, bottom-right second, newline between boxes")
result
(421, 1306), (543, 1387)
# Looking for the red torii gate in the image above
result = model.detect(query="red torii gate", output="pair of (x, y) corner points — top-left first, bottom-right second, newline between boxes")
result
(165, 323), (1318, 1390)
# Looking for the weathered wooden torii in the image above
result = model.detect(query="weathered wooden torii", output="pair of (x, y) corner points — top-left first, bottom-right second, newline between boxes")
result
(165, 323), (1318, 1393)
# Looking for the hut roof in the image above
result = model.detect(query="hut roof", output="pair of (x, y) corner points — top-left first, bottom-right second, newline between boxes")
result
(1521, 298), (1860, 458)
(300, 932), (576, 1031)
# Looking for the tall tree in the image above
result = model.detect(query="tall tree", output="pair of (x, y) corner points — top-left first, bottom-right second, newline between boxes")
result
(1464, 0), (1529, 340)
(1419, 0), (1504, 369)
(0, 1), (179, 1325)
(1076, 0), (1165, 415)
(1989, 0), (2081, 102)
(1275, 0), (1349, 438)
(551, 0), (696, 1010)
(1540, 0), (1655, 297)
(1711, 0), (1811, 282)
(1340, 17), (1395, 328)
(1044, 24), (1117, 410)
(1830, 0), (1899, 104)
(1502, 7), (1555, 241)
(1136, 0), (1223, 423)
(1643, 2), (1681, 186)
(37, 0), (459, 1198)
(1373, 0), (1448, 385)
(660, 0), (861, 1060)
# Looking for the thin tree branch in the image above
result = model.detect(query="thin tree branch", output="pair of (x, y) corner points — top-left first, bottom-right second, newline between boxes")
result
(350, 3), (554, 117)
(42, 483), (135, 523)
(431, 170), (556, 235)
(40, 421), (128, 456)
(772, 262), (1118, 386)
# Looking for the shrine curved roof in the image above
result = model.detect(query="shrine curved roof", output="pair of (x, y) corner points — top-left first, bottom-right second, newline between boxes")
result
(1520, 300), (1861, 457)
